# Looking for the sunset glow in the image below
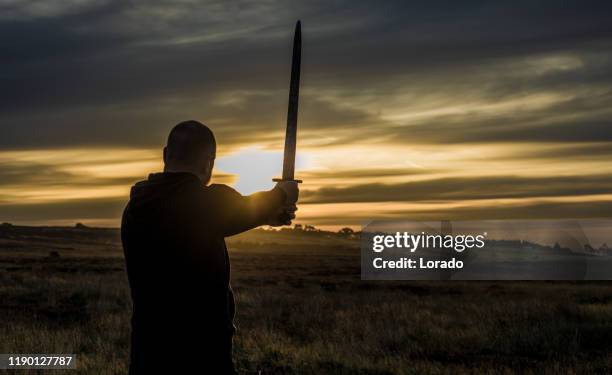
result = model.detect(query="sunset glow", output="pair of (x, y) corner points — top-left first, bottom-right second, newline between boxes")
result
(1, 1), (612, 228)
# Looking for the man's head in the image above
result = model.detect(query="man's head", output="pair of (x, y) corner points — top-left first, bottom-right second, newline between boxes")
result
(163, 120), (216, 184)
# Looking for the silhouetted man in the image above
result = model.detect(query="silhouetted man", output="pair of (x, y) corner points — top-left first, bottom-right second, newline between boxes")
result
(121, 120), (298, 374)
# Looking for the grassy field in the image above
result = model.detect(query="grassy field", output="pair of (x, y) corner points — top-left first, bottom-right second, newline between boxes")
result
(1, 224), (612, 374)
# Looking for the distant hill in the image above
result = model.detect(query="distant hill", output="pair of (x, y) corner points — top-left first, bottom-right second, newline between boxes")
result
(0, 223), (359, 254)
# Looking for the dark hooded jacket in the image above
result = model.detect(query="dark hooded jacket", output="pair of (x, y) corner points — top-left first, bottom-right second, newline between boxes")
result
(121, 172), (285, 374)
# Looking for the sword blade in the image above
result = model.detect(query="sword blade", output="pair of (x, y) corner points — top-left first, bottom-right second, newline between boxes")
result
(281, 20), (301, 181)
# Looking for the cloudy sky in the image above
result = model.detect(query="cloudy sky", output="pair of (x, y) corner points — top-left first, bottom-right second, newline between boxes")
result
(1, 0), (612, 228)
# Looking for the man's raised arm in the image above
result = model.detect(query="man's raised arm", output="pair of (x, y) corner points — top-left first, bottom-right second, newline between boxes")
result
(206, 182), (299, 237)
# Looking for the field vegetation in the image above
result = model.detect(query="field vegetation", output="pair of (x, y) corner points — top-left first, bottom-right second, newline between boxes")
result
(1, 224), (612, 374)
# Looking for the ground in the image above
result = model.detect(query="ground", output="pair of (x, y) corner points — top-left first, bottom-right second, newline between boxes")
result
(1, 225), (612, 374)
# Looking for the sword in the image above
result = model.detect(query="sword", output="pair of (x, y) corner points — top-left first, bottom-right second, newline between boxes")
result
(274, 20), (302, 185)
(272, 20), (302, 224)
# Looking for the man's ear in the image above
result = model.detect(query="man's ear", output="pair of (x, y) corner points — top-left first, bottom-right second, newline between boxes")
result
(163, 147), (168, 164)
(203, 158), (214, 177)
(205, 158), (215, 180)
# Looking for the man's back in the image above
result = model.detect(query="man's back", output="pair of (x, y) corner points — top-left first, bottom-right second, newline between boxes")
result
(121, 172), (285, 374)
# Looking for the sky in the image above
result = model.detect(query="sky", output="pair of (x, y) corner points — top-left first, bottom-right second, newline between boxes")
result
(1, 0), (612, 229)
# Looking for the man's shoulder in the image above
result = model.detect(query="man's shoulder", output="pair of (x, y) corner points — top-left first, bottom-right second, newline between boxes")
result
(206, 184), (240, 195)
(202, 184), (243, 203)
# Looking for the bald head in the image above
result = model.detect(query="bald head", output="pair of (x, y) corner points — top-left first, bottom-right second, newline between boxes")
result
(163, 120), (216, 183)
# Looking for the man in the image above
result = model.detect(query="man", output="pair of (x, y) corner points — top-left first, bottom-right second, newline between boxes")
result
(121, 120), (298, 374)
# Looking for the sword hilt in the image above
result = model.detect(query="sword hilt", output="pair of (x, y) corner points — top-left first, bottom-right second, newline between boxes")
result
(272, 177), (301, 225)
(272, 178), (302, 183)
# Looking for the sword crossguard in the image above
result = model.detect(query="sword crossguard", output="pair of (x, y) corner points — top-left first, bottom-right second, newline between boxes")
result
(273, 178), (302, 183)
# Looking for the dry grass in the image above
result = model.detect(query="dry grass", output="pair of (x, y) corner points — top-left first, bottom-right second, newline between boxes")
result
(1, 226), (612, 374)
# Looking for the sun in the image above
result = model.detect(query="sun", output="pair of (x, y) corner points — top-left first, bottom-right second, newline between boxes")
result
(215, 147), (309, 195)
